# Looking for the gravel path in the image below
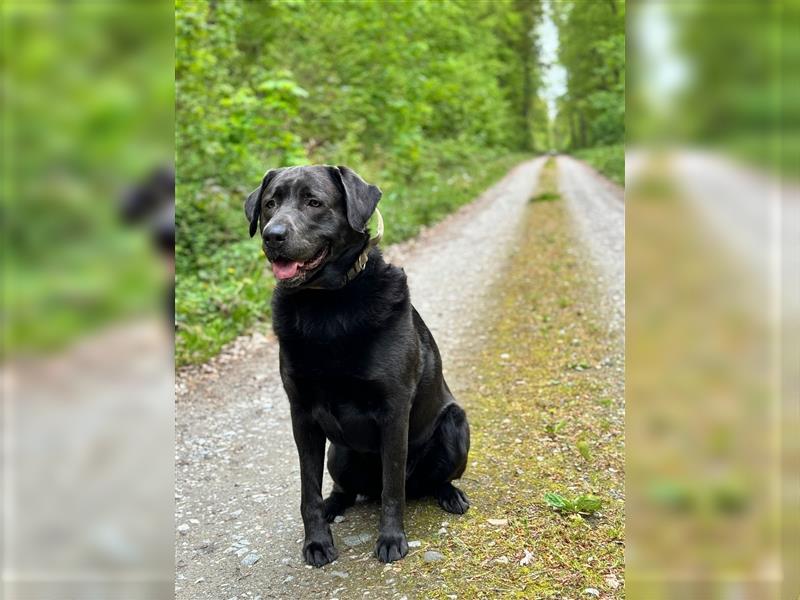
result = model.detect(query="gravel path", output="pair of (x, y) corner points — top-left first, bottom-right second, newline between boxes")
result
(174, 158), (546, 599)
(671, 150), (788, 294)
(557, 155), (625, 334)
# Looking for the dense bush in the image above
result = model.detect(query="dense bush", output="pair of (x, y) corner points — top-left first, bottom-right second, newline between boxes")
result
(573, 144), (625, 186)
(175, 0), (545, 365)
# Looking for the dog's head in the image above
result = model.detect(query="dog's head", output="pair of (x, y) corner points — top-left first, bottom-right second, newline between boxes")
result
(244, 165), (381, 289)
(122, 165), (175, 256)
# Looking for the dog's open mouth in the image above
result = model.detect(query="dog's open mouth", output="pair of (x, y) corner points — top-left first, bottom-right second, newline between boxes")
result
(271, 245), (329, 282)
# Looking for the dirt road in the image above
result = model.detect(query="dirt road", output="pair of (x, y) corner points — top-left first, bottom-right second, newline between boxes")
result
(557, 155), (624, 334)
(175, 156), (624, 599)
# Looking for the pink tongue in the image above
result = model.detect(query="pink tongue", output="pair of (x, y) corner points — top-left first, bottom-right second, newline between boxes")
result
(272, 260), (301, 280)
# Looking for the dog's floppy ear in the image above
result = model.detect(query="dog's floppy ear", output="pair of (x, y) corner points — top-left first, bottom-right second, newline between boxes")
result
(331, 166), (382, 233)
(244, 168), (282, 238)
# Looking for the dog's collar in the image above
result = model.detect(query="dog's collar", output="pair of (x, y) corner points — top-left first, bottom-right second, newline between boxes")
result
(344, 208), (383, 285)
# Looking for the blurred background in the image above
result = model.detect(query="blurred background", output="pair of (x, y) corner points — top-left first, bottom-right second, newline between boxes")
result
(2, 1), (174, 599)
(627, 1), (798, 598)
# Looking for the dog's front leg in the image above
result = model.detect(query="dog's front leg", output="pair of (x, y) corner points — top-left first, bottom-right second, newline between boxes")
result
(375, 403), (410, 563)
(290, 405), (337, 567)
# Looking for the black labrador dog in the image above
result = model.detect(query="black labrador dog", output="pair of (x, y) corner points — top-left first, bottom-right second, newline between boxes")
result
(121, 165), (175, 326)
(245, 165), (470, 566)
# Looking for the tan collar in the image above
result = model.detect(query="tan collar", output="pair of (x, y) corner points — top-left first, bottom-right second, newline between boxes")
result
(344, 208), (384, 284)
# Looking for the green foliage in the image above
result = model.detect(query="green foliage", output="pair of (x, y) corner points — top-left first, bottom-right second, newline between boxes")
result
(176, 239), (273, 366)
(544, 492), (603, 516)
(573, 144), (625, 185)
(668, 2), (791, 174)
(672, 2), (782, 144)
(544, 420), (566, 438)
(175, 0), (546, 365)
(530, 191), (560, 203)
(2, 2), (172, 356)
(553, 1), (625, 151)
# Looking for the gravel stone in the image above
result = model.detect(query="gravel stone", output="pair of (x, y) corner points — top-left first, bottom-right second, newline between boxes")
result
(241, 552), (261, 567)
(423, 551), (444, 563)
(342, 532), (372, 547)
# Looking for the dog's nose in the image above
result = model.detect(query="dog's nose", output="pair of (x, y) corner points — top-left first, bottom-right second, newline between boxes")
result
(263, 222), (288, 245)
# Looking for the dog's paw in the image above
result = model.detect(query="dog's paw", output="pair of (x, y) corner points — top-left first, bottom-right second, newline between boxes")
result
(374, 531), (408, 563)
(302, 538), (338, 567)
(437, 483), (470, 515)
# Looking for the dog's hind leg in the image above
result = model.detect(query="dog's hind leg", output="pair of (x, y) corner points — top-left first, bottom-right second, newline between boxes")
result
(324, 444), (380, 521)
(323, 444), (357, 521)
(322, 484), (357, 523)
(435, 481), (470, 515)
(407, 403), (471, 514)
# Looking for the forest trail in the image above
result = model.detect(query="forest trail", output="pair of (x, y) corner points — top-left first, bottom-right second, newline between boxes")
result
(175, 156), (625, 599)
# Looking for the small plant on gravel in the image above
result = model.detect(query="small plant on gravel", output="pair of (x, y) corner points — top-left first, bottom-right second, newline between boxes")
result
(544, 420), (566, 438)
(567, 361), (592, 371)
(576, 439), (592, 461)
(544, 492), (603, 516)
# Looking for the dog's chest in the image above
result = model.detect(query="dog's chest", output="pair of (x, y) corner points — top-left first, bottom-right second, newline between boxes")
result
(302, 376), (383, 452)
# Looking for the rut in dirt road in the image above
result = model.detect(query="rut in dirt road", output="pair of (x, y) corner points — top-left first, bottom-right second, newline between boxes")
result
(174, 158), (546, 599)
(558, 155), (625, 334)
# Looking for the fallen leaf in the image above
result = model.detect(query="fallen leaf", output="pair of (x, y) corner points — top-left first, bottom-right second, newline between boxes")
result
(487, 518), (508, 526)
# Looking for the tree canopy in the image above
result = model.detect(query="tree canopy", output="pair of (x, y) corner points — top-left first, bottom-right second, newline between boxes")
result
(552, 0), (625, 150)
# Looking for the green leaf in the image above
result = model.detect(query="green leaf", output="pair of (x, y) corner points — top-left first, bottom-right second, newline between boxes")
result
(544, 420), (565, 437)
(545, 492), (603, 516)
(544, 492), (570, 511)
(574, 494), (603, 515)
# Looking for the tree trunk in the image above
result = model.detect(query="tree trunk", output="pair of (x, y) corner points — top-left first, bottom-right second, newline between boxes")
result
(579, 111), (588, 148)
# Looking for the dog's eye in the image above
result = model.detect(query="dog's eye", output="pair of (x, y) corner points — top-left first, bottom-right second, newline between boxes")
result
(307, 199), (322, 208)
(265, 199), (276, 209)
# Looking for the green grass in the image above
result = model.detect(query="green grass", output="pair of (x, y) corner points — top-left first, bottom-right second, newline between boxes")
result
(176, 238), (273, 366)
(529, 156), (561, 203)
(4, 228), (161, 359)
(530, 191), (560, 203)
(175, 151), (529, 366)
(572, 144), (624, 186)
